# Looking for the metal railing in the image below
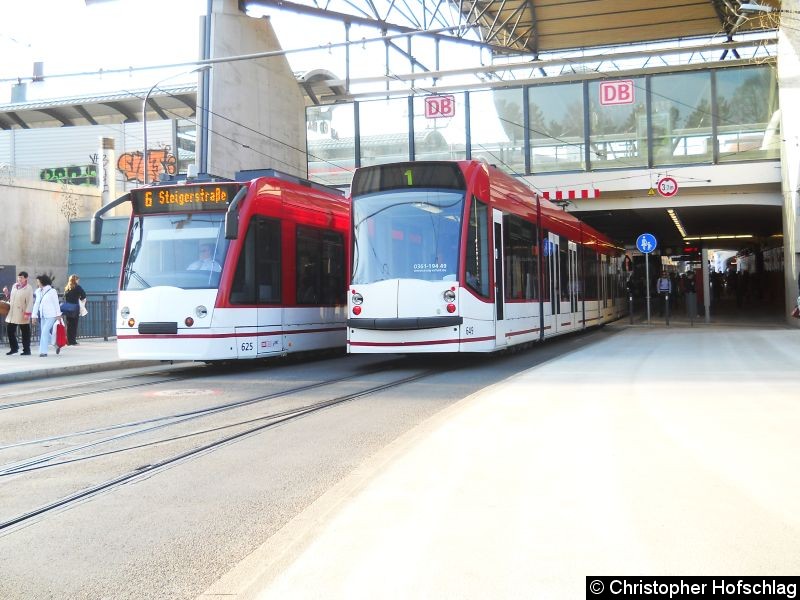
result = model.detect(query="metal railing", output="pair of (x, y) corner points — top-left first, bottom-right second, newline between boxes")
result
(0, 293), (117, 347)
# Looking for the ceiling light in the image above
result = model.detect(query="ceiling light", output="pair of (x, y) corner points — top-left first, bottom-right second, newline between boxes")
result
(667, 209), (687, 238)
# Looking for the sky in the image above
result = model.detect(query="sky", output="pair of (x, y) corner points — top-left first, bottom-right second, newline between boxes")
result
(0, 0), (483, 104)
(0, 0), (209, 100)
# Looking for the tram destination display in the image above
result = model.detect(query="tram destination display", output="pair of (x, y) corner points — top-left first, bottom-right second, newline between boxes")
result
(131, 183), (241, 215)
(351, 161), (466, 196)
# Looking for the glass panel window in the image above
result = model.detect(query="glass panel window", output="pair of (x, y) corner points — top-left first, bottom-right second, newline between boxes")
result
(529, 83), (585, 172)
(307, 103), (356, 187)
(412, 93), (466, 161)
(503, 214), (538, 300)
(716, 66), (780, 162)
(359, 98), (411, 167)
(296, 225), (346, 305)
(584, 248), (598, 300)
(230, 217), (281, 304)
(122, 213), (229, 291)
(559, 236), (569, 302)
(588, 77), (647, 168)
(469, 88), (525, 175)
(465, 197), (490, 297)
(352, 189), (464, 284)
(651, 72), (713, 165)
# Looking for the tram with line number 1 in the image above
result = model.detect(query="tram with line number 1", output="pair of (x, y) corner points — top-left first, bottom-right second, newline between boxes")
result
(90, 169), (350, 361)
(346, 160), (626, 353)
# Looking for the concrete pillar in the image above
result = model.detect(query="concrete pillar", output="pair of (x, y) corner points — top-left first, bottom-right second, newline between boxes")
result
(205, 0), (307, 179)
(702, 247), (711, 323)
(778, 0), (800, 324)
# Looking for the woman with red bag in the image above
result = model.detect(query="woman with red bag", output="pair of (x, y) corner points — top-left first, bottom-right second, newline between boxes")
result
(30, 274), (63, 357)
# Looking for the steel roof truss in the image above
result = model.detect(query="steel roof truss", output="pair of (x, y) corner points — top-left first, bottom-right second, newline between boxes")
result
(74, 105), (99, 126)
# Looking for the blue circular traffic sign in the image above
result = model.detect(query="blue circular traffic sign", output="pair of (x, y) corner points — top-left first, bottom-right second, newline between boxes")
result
(636, 233), (657, 254)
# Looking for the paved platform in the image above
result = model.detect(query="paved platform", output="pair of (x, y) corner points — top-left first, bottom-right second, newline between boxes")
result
(0, 338), (154, 384)
(196, 319), (800, 600)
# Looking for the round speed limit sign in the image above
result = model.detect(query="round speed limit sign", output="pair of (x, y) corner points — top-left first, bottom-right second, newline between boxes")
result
(656, 176), (678, 198)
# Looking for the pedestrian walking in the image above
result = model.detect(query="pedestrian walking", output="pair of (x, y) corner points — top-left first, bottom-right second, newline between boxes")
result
(30, 274), (63, 357)
(62, 274), (87, 345)
(656, 270), (672, 316)
(5, 271), (35, 356)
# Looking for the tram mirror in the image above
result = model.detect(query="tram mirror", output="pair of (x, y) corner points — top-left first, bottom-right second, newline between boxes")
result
(90, 217), (103, 244)
(225, 212), (239, 240)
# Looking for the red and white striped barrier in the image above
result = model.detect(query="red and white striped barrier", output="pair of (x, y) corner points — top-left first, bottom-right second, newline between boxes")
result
(541, 189), (601, 201)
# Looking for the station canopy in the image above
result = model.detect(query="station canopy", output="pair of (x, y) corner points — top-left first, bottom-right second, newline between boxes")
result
(244, 0), (782, 55)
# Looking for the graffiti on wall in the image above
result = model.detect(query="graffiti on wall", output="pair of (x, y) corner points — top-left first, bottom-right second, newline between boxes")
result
(40, 164), (99, 186)
(117, 147), (177, 184)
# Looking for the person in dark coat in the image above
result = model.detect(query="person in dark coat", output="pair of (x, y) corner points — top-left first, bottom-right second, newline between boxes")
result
(63, 274), (87, 346)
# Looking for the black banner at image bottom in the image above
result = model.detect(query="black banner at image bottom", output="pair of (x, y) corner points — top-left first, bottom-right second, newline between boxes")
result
(586, 577), (798, 599)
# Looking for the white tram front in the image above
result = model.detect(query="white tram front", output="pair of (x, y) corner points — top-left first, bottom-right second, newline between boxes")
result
(91, 170), (350, 361)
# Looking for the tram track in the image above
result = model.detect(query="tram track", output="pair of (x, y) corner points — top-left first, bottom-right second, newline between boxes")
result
(0, 363), (397, 474)
(0, 355), (352, 411)
(0, 364), (446, 534)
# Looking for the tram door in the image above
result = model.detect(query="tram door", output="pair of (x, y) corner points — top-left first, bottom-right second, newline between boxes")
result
(493, 210), (506, 347)
(568, 241), (579, 321)
(554, 237), (579, 334)
(547, 232), (559, 334)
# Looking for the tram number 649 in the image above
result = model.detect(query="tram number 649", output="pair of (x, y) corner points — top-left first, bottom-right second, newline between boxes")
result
(465, 326), (474, 336)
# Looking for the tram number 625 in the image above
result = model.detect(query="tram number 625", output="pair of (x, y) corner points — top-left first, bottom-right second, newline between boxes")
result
(241, 341), (254, 352)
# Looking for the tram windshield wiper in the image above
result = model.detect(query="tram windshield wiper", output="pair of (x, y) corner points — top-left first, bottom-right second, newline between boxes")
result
(125, 268), (150, 289)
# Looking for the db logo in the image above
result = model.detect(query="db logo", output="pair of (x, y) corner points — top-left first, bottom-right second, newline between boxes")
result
(424, 95), (456, 119)
(599, 80), (635, 105)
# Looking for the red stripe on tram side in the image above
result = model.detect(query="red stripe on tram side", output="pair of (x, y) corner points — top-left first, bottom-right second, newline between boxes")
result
(119, 326), (346, 340)
(505, 328), (541, 338)
(349, 336), (494, 348)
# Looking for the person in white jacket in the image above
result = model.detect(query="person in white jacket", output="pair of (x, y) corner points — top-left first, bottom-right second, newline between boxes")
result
(30, 274), (63, 357)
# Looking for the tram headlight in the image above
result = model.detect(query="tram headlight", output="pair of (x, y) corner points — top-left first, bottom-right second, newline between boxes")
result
(351, 292), (363, 305)
(120, 306), (130, 319)
(185, 317), (195, 327)
(443, 289), (456, 302)
(195, 305), (208, 318)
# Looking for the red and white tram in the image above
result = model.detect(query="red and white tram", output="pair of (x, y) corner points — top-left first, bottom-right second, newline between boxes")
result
(346, 160), (626, 353)
(91, 169), (349, 361)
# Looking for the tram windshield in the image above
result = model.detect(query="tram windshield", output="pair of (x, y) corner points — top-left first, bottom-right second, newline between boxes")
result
(122, 213), (230, 290)
(352, 189), (464, 284)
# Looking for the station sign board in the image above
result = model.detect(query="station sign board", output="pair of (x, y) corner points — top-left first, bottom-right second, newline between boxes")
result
(599, 80), (634, 105)
(424, 95), (456, 119)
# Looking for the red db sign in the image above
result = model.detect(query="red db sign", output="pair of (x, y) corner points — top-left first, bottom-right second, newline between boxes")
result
(599, 80), (634, 105)
(424, 95), (456, 119)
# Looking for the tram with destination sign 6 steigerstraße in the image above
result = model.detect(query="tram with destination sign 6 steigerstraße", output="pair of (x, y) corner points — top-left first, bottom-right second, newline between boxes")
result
(90, 169), (350, 361)
(346, 160), (626, 353)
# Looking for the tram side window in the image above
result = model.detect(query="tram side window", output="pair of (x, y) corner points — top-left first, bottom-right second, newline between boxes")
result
(559, 235), (569, 301)
(503, 215), (538, 301)
(231, 217), (281, 304)
(465, 197), (490, 297)
(296, 226), (346, 305)
(584, 248), (599, 300)
(540, 231), (551, 303)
